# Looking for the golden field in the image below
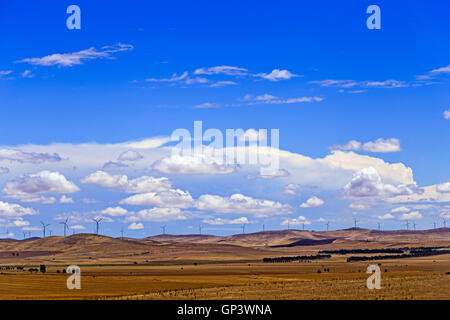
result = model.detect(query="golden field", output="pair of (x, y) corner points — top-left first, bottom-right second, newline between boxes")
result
(0, 228), (448, 300)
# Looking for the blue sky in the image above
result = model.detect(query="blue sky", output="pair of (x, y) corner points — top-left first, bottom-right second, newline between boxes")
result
(0, 1), (449, 237)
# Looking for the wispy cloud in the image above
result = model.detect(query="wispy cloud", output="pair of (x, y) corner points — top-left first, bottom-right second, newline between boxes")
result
(16, 43), (133, 67)
(311, 79), (408, 88)
(254, 69), (301, 81)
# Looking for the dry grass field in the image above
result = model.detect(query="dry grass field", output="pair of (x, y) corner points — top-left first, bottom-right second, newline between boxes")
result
(0, 229), (449, 300)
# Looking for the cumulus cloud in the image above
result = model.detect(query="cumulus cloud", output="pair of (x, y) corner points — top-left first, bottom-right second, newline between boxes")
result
(195, 193), (292, 217)
(255, 69), (300, 81)
(0, 201), (37, 217)
(362, 138), (401, 153)
(329, 140), (362, 152)
(391, 206), (410, 213)
(0, 148), (61, 163)
(125, 207), (187, 222)
(436, 181), (450, 193)
(13, 218), (30, 227)
(118, 150), (143, 162)
(283, 184), (301, 196)
(101, 206), (129, 216)
(128, 222), (144, 230)
(3, 171), (79, 201)
(344, 167), (421, 198)
(17, 43), (133, 67)
(59, 195), (74, 204)
(202, 217), (249, 225)
(300, 196), (324, 208)
(152, 155), (235, 175)
(378, 213), (394, 220)
(81, 171), (172, 193)
(399, 211), (423, 220)
(121, 189), (194, 208)
(281, 215), (311, 226)
(329, 138), (401, 153)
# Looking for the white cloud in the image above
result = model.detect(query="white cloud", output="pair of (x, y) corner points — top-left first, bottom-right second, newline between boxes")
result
(21, 70), (34, 78)
(209, 81), (238, 88)
(202, 217), (249, 225)
(0, 148), (61, 163)
(349, 203), (369, 210)
(71, 225), (86, 230)
(399, 211), (423, 220)
(0, 201), (37, 217)
(0, 70), (12, 78)
(17, 43), (133, 67)
(152, 154), (235, 175)
(195, 193), (292, 217)
(255, 69), (300, 81)
(311, 79), (408, 89)
(121, 189), (194, 208)
(329, 140), (362, 151)
(300, 196), (324, 208)
(391, 206), (410, 213)
(126, 207), (186, 222)
(101, 206), (129, 216)
(146, 71), (188, 82)
(444, 110), (450, 120)
(248, 169), (290, 180)
(362, 138), (401, 153)
(281, 215), (311, 226)
(3, 171), (80, 201)
(430, 65), (450, 75)
(81, 171), (172, 193)
(194, 66), (248, 76)
(128, 222), (144, 230)
(378, 213), (394, 220)
(192, 102), (220, 109)
(344, 167), (420, 198)
(436, 181), (450, 193)
(118, 150), (143, 162)
(59, 195), (74, 204)
(13, 218), (30, 227)
(0, 167), (9, 174)
(283, 184), (301, 196)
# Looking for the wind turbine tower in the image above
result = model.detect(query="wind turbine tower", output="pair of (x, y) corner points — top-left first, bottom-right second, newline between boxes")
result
(92, 218), (103, 235)
(40, 221), (50, 238)
(60, 218), (69, 237)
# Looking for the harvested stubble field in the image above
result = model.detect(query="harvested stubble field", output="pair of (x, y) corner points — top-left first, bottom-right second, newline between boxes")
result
(0, 256), (449, 300)
(0, 229), (449, 300)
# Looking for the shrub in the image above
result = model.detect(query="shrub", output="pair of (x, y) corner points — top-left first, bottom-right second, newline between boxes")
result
(39, 265), (46, 273)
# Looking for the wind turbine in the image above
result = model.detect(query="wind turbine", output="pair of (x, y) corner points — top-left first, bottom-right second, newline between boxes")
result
(413, 222), (416, 231)
(262, 224), (265, 232)
(92, 218), (103, 235)
(353, 218), (358, 229)
(40, 221), (50, 238)
(23, 232), (27, 239)
(49, 230), (53, 236)
(287, 221), (290, 230)
(241, 224), (246, 234)
(377, 222), (381, 231)
(59, 218), (69, 236)
(326, 221), (330, 231)
(120, 227), (124, 240)
(302, 222), (305, 231)
(434, 221), (436, 229)
(161, 225), (166, 235)
(406, 220), (410, 230)
(198, 224), (203, 235)
(444, 219), (447, 228)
